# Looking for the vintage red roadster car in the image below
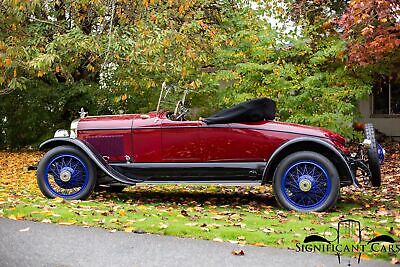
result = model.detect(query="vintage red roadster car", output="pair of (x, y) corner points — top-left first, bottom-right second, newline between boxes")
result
(36, 83), (384, 212)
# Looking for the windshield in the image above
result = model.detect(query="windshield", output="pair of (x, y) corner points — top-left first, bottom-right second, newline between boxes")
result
(156, 82), (189, 114)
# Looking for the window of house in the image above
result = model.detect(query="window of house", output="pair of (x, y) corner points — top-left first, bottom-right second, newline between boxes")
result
(372, 76), (400, 115)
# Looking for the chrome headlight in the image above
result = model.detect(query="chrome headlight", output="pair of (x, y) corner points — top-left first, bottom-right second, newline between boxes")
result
(361, 139), (372, 148)
(70, 119), (80, 138)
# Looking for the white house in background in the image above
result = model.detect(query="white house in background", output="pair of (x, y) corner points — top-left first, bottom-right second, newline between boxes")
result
(359, 76), (400, 138)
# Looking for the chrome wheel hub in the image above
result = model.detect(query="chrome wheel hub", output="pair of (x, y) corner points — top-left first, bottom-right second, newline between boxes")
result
(60, 169), (72, 182)
(299, 177), (312, 192)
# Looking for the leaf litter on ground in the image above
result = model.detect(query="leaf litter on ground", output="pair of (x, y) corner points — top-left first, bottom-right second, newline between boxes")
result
(0, 144), (400, 262)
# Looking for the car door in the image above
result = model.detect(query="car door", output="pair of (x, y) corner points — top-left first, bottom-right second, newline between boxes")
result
(197, 122), (233, 161)
(161, 119), (202, 162)
(132, 117), (162, 162)
(198, 121), (270, 162)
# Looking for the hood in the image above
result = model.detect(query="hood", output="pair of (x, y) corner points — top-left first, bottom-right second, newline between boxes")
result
(78, 114), (140, 130)
(77, 112), (164, 131)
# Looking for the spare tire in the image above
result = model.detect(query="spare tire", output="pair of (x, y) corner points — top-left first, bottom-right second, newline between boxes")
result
(364, 123), (381, 187)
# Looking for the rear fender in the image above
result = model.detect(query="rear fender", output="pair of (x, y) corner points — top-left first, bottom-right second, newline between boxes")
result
(262, 137), (357, 187)
(39, 138), (140, 184)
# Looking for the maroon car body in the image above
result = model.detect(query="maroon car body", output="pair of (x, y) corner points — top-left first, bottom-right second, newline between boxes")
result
(78, 112), (348, 163)
(44, 111), (354, 185)
(36, 89), (382, 212)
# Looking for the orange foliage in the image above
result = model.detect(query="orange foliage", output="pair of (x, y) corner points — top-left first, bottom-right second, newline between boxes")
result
(339, 0), (400, 66)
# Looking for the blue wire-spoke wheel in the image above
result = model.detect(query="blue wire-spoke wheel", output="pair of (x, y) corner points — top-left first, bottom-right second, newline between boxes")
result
(37, 146), (97, 200)
(44, 154), (89, 198)
(273, 151), (340, 212)
(281, 161), (331, 210)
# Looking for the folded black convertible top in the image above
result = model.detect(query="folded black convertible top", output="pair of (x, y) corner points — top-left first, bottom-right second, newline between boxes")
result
(203, 98), (276, 125)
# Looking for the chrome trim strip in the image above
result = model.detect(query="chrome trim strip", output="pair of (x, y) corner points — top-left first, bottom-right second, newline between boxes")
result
(111, 162), (266, 169)
(139, 181), (262, 185)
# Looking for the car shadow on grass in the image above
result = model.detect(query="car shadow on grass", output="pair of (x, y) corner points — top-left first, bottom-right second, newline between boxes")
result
(93, 185), (367, 213)
(95, 185), (277, 208)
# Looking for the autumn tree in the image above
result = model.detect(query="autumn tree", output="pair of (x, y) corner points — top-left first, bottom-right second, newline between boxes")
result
(339, 0), (400, 70)
(0, 0), (238, 147)
(1, 0), (396, 147)
(0, 0), (229, 95)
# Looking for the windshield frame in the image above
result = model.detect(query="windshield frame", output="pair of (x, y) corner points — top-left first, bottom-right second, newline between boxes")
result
(156, 82), (189, 116)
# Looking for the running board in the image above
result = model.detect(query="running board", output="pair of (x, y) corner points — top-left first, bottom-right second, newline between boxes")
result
(110, 162), (266, 181)
(138, 180), (263, 186)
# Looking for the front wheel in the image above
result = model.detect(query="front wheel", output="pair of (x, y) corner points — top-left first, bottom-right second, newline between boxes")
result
(37, 145), (97, 200)
(273, 151), (340, 212)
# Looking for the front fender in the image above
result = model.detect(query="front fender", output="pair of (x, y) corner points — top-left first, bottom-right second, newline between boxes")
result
(262, 137), (357, 187)
(39, 138), (140, 185)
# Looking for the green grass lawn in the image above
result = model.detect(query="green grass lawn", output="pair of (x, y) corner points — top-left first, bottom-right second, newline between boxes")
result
(1, 150), (399, 262)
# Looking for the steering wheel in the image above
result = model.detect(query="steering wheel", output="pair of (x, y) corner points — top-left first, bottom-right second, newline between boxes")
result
(174, 100), (189, 121)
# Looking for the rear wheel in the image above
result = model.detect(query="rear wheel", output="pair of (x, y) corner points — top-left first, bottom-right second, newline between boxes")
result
(37, 146), (97, 200)
(273, 151), (340, 212)
(364, 123), (381, 187)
